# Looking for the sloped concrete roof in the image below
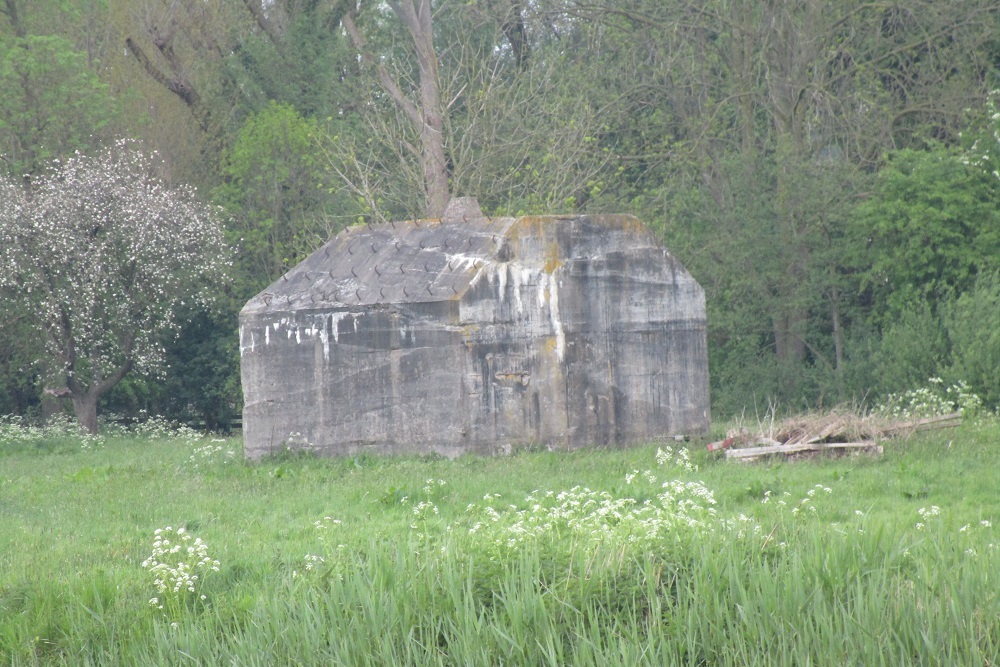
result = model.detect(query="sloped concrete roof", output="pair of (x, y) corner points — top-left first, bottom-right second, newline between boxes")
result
(242, 198), (670, 317)
(242, 199), (517, 314)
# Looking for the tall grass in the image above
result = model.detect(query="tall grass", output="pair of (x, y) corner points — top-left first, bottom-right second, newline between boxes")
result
(2, 419), (999, 664)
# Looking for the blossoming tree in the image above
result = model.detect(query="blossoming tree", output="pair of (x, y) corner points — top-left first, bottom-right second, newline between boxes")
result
(0, 140), (230, 433)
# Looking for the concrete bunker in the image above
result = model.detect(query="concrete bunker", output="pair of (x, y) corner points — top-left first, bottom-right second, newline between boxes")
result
(239, 198), (709, 460)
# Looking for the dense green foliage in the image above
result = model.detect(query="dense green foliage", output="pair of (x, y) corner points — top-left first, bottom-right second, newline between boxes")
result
(2, 425), (1000, 664)
(0, 34), (117, 177)
(0, 0), (999, 424)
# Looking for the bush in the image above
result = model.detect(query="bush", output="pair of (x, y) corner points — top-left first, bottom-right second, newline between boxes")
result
(943, 273), (1000, 407)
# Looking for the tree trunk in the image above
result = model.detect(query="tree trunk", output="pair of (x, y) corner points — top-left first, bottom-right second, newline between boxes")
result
(390, 0), (450, 217)
(769, 148), (810, 371)
(64, 356), (132, 436)
(772, 312), (806, 364)
(2, 0), (25, 38)
(345, 1), (451, 218)
(419, 103), (450, 218)
(72, 392), (100, 435)
(831, 285), (844, 374)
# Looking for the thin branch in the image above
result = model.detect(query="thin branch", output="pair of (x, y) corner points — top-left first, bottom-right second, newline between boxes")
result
(341, 11), (422, 129)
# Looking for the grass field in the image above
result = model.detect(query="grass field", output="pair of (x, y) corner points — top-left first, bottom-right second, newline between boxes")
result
(2, 418), (999, 665)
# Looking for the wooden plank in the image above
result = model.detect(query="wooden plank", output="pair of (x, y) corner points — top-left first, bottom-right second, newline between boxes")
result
(726, 441), (881, 461)
(878, 413), (961, 435)
(726, 442), (818, 459)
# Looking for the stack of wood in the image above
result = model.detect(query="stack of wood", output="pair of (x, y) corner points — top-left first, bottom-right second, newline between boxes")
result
(707, 411), (962, 462)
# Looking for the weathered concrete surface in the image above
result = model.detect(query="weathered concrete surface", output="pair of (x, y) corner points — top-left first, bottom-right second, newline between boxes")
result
(239, 200), (709, 459)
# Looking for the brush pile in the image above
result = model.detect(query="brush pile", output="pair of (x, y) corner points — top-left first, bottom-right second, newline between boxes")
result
(707, 410), (962, 462)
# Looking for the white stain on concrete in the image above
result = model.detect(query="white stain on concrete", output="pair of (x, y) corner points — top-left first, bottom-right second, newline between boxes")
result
(238, 326), (256, 357)
(539, 272), (565, 360)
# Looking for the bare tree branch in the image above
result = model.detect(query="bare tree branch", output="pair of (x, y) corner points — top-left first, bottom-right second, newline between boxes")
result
(2, 0), (24, 37)
(125, 36), (201, 110)
(341, 11), (421, 129)
(242, 0), (285, 51)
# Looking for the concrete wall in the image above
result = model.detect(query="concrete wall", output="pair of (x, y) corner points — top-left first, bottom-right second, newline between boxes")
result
(239, 213), (709, 459)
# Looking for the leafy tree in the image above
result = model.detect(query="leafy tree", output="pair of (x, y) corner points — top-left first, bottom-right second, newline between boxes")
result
(962, 90), (1000, 184)
(99, 304), (243, 432)
(0, 34), (118, 178)
(557, 0), (998, 412)
(873, 274), (1000, 407)
(858, 98), (1000, 405)
(0, 140), (230, 433)
(226, 0), (353, 119)
(853, 146), (1000, 316)
(159, 305), (241, 431)
(120, 0), (356, 166)
(121, 0), (241, 134)
(215, 101), (346, 285)
(871, 299), (950, 399)
(944, 273), (1000, 407)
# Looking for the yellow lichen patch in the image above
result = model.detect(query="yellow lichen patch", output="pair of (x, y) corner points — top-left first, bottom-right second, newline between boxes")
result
(514, 215), (567, 238)
(606, 214), (652, 236)
(515, 215), (551, 229)
(543, 241), (563, 274)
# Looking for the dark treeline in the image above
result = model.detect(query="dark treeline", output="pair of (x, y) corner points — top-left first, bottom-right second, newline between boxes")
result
(1, 0), (999, 427)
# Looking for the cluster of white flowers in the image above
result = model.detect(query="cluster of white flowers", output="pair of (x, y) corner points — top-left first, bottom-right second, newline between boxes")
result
(141, 526), (220, 609)
(877, 378), (983, 420)
(655, 445), (698, 472)
(790, 484), (833, 516)
(627, 445), (697, 485)
(97, 412), (205, 442)
(0, 413), (103, 450)
(921, 513), (999, 560)
(281, 431), (315, 450)
(411, 501), (440, 530)
(422, 478), (447, 497)
(625, 446), (698, 485)
(717, 513), (763, 541)
(295, 517), (347, 580)
(133, 417), (202, 442)
(188, 439), (238, 468)
(761, 490), (780, 505)
(914, 505), (941, 530)
(466, 478), (717, 552)
(625, 469), (659, 485)
(315, 516), (342, 534)
(303, 553), (325, 571)
(962, 89), (1000, 181)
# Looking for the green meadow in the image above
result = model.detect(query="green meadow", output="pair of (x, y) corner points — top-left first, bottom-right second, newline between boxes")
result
(2, 419), (999, 665)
